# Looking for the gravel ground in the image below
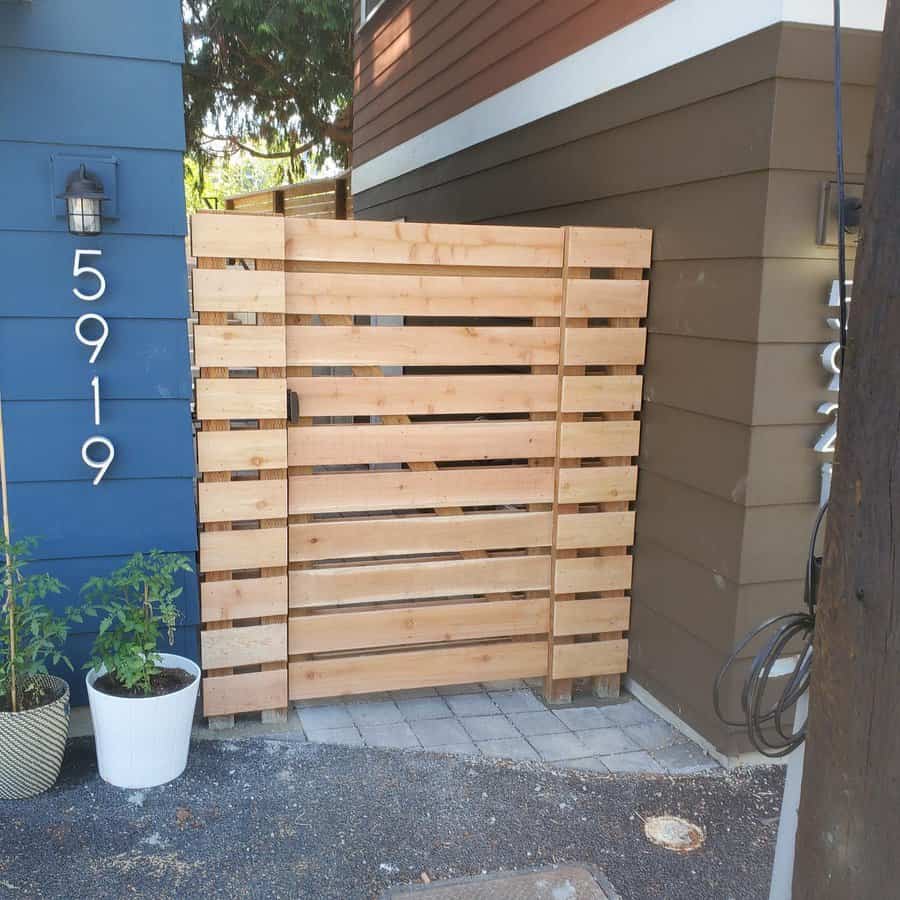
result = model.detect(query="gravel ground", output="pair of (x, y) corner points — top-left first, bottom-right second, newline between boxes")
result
(0, 737), (782, 900)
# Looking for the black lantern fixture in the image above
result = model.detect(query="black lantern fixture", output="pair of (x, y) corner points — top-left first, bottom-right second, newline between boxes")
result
(58, 164), (108, 235)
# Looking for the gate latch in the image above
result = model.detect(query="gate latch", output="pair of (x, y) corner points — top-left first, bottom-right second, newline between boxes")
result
(287, 389), (300, 424)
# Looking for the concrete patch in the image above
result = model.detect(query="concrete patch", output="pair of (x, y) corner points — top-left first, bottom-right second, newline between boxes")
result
(380, 864), (619, 899)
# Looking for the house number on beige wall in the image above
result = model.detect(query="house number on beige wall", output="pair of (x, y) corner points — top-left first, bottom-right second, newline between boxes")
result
(72, 249), (115, 485)
(815, 279), (852, 504)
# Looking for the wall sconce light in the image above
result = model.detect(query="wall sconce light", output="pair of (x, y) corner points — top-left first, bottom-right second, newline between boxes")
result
(58, 164), (108, 235)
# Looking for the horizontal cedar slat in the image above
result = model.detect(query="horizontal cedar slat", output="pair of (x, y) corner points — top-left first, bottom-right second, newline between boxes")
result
(191, 212), (284, 260)
(197, 429), (287, 473)
(553, 596), (631, 637)
(203, 669), (287, 717)
(554, 555), (633, 594)
(558, 421), (640, 459)
(289, 465), (554, 515)
(565, 279), (649, 318)
(289, 374), (558, 417)
(284, 218), (564, 268)
(289, 555), (551, 608)
(194, 325), (286, 368)
(564, 327), (646, 366)
(557, 466), (638, 504)
(290, 640), (548, 700)
(196, 378), (287, 420)
(192, 269), (285, 314)
(198, 480), (288, 524)
(560, 375), (642, 413)
(199, 526), (288, 571)
(289, 596), (550, 654)
(289, 420), (555, 467)
(285, 272), (561, 317)
(286, 325), (559, 367)
(201, 622), (286, 670)
(551, 639), (629, 680)
(201, 575), (288, 622)
(290, 510), (552, 562)
(555, 511), (635, 551)
(566, 227), (652, 269)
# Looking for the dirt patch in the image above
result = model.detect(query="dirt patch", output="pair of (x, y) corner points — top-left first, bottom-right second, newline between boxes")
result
(92, 667), (195, 699)
(0, 681), (63, 713)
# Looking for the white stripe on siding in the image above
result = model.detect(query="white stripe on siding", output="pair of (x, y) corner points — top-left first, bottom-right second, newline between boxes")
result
(353, 0), (885, 194)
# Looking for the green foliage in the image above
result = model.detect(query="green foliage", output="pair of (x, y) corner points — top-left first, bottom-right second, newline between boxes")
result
(183, 0), (353, 191)
(82, 552), (193, 696)
(0, 537), (74, 711)
(184, 150), (298, 214)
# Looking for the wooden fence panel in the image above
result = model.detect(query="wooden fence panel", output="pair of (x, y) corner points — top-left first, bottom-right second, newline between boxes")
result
(193, 215), (290, 724)
(191, 213), (650, 714)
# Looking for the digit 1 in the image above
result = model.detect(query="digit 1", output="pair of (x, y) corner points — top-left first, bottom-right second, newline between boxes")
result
(75, 313), (109, 364)
(82, 437), (115, 486)
(91, 375), (101, 426)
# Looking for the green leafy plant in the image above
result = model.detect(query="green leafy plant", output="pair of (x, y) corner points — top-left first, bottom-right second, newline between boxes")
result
(1, 536), (75, 713)
(82, 551), (193, 696)
(182, 0), (353, 195)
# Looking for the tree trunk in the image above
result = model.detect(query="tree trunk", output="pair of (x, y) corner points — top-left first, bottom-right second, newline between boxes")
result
(792, 2), (900, 895)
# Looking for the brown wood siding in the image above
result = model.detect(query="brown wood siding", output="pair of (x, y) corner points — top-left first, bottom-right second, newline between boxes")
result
(353, 0), (673, 165)
(352, 22), (882, 754)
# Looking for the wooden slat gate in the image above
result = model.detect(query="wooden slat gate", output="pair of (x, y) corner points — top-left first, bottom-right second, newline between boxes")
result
(192, 213), (651, 724)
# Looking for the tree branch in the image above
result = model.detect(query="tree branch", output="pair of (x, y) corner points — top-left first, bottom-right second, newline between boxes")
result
(202, 134), (317, 159)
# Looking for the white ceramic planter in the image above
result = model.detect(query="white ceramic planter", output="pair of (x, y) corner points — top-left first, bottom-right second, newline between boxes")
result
(86, 652), (200, 789)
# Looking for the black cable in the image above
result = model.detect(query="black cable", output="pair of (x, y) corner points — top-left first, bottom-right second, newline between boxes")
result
(712, 505), (825, 758)
(712, 2), (848, 757)
(834, 0), (850, 366)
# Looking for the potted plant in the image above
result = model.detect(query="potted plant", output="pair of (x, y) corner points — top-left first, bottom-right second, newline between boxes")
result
(0, 536), (75, 800)
(82, 551), (198, 789)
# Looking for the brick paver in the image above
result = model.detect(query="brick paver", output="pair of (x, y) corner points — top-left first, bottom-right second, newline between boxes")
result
(445, 693), (500, 717)
(411, 717), (471, 748)
(460, 715), (519, 742)
(576, 727), (639, 756)
(477, 738), (540, 761)
(347, 700), (404, 727)
(395, 696), (452, 721)
(359, 722), (421, 750)
(292, 684), (719, 775)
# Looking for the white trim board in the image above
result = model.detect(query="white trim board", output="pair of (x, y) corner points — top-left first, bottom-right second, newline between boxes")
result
(353, 0), (886, 194)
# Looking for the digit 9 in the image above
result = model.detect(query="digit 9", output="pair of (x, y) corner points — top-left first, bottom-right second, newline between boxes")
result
(81, 436), (115, 486)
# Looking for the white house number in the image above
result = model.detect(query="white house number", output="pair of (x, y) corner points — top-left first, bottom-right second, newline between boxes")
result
(72, 249), (115, 485)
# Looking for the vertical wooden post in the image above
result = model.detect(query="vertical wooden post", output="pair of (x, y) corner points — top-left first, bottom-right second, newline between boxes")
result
(793, 4), (900, 895)
(544, 228), (585, 704)
(256, 253), (288, 724)
(335, 178), (348, 221)
(196, 254), (234, 730)
(286, 306), (315, 697)
(591, 266), (641, 699)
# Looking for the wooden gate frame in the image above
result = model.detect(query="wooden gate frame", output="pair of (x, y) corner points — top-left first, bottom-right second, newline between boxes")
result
(192, 214), (650, 723)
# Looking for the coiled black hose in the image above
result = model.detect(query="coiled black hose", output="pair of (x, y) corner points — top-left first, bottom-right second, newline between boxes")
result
(713, 504), (826, 758)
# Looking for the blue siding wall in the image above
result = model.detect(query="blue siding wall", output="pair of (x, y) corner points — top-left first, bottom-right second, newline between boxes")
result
(0, 1), (197, 705)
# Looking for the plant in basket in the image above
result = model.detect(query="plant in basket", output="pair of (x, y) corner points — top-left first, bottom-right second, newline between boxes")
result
(0, 388), (79, 800)
(82, 551), (200, 790)
(0, 535), (79, 799)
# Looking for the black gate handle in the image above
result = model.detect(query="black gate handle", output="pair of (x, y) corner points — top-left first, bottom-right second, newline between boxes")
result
(287, 389), (300, 424)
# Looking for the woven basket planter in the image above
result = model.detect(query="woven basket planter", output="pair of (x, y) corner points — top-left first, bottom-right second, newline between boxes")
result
(0, 675), (70, 800)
